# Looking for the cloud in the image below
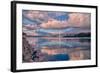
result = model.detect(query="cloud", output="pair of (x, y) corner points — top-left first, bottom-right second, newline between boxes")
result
(40, 13), (91, 29)
(40, 12), (91, 28)
(23, 10), (49, 23)
(25, 11), (46, 19)
(23, 10), (91, 28)
(68, 13), (91, 27)
(23, 10), (69, 22)
(40, 19), (68, 29)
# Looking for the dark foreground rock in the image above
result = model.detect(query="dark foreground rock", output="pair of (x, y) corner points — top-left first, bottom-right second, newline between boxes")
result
(22, 33), (33, 62)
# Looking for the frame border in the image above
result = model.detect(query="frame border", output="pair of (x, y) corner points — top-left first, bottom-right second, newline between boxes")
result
(11, 1), (98, 72)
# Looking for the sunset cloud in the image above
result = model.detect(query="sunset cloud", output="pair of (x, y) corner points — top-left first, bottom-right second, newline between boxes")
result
(68, 13), (91, 27)
(40, 19), (68, 29)
(23, 10), (91, 28)
(39, 13), (91, 29)
(25, 11), (47, 19)
(23, 10), (49, 24)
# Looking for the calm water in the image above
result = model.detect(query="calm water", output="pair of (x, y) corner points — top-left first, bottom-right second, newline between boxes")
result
(27, 37), (91, 62)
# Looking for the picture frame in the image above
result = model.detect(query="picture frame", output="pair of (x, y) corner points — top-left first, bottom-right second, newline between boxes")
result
(11, 1), (98, 72)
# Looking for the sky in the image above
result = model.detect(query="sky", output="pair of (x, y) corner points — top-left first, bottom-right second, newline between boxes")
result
(23, 10), (91, 28)
(22, 10), (91, 34)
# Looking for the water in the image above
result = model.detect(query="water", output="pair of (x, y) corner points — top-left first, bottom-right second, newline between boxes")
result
(27, 37), (91, 62)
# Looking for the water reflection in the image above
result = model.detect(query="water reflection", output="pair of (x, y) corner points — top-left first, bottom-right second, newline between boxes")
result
(27, 37), (91, 62)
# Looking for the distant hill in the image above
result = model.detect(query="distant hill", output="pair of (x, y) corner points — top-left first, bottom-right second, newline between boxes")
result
(23, 26), (90, 37)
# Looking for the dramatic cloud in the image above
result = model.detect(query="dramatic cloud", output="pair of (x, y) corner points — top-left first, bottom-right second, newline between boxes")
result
(23, 10), (49, 24)
(23, 10), (91, 28)
(40, 19), (68, 29)
(23, 10), (69, 23)
(68, 13), (91, 27)
(40, 13), (91, 29)
(25, 11), (47, 19)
